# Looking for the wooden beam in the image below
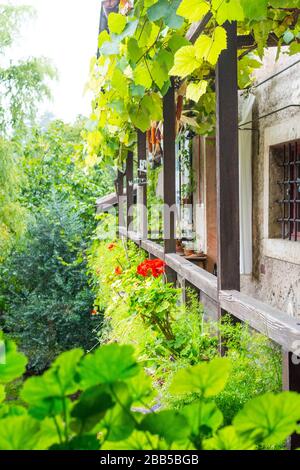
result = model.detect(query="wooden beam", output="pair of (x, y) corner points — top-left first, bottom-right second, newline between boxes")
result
(220, 290), (300, 351)
(163, 81), (177, 256)
(141, 239), (165, 259)
(237, 33), (280, 49)
(215, 22), (240, 311)
(137, 131), (147, 240)
(165, 254), (218, 301)
(186, 12), (213, 43)
(126, 151), (134, 232)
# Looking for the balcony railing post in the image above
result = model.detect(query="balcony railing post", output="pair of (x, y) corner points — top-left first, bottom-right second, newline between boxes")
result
(163, 81), (177, 281)
(215, 21), (240, 308)
(137, 130), (147, 240)
(126, 151), (134, 233)
(163, 81), (177, 254)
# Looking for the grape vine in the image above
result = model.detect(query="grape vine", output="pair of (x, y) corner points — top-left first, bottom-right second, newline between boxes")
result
(85, 0), (300, 168)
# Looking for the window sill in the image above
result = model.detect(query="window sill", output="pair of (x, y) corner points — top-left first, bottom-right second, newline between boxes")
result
(263, 238), (300, 265)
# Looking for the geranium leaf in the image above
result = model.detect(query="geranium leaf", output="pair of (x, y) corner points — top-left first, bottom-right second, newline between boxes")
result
(233, 392), (300, 446)
(139, 410), (189, 443)
(78, 344), (139, 389)
(0, 334), (27, 384)
(0, 416), (41, 450)
(204, 426), (256, 450)
(182, 401), (223, 438)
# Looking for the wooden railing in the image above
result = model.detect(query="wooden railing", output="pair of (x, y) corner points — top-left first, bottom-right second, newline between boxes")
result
(119, 227), (300, 353)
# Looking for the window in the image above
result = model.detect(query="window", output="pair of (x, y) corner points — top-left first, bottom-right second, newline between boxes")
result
(271, 140), (300, 241)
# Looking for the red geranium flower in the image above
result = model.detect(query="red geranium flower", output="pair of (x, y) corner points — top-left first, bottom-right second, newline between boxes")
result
(115, 266), (123, 275)
(108, 243), (116, 251)
(137, 259), (165, 278)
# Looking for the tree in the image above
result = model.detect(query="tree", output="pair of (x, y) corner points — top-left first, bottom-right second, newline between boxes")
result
(21, 118), (114, 235)
(0, 118), (113, 371)
(0, 139), (26, 259)
(0, 4), (56, 254)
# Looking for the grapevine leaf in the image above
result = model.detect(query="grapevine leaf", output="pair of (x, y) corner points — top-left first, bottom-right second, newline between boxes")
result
(169, 45), (201, 78)
(168, 33), (190, 53)
(98, 30), (110, 49)
(147, 0), (184, 29)
(127, 38), (143, 64)
(177, 0), (210, 23)
(186, 80), (208, 102)
(240, 0), (268, 20)
(133, 61), (153, 89)
(108, 12), (127, 35)
(212, 0), (244, 25)
(142, 93), (163, 121)
(194, 26), (227, 65)
(129, 104), (151, 132)
(289, 42), (300, 56)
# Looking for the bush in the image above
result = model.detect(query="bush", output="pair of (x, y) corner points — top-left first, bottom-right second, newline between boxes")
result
(88, 236), (282, 423)
(0, 197), (101, 372)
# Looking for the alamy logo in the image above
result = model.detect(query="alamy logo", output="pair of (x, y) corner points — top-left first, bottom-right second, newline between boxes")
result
(291, 340), (300, 365)
(0, 341), (5, 365)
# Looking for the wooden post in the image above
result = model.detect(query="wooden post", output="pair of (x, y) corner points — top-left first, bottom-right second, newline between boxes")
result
(163, 82), (177, 255)
(283, 351), (300, 449)
(137, 131), (147, 240)
(215, 21), (240, 315)
(163, 81), (177, 281)
(126, 151), (134, 232)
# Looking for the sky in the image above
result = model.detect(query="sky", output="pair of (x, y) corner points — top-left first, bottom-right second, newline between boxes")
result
(10, 0), (101, 123)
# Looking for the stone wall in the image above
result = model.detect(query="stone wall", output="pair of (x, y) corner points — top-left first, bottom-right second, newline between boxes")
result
(240, 49), (300, 318)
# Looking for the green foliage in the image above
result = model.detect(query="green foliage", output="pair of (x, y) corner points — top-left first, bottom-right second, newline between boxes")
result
(88, 237), (282, 430)
(20, 119), (114, 233)
(0, 332), (27, 384)
(0, 139), (26, 257)
(170, 358), (231, 397)
(0, 333), (298, 450)
(0, 117), (113, 372)
(1, 197), (100, 372)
